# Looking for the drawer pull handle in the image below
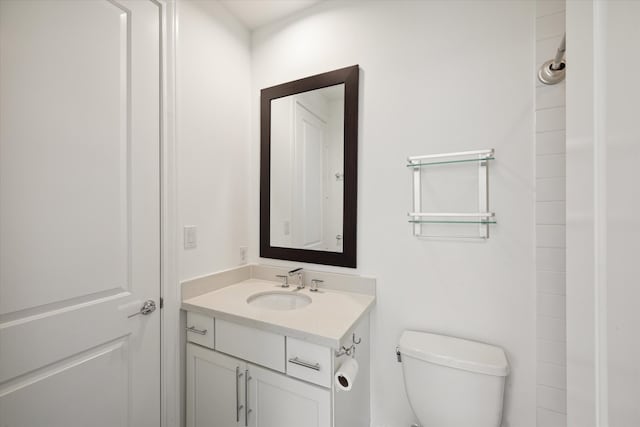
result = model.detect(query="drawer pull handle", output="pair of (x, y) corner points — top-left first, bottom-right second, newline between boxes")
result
(186, 326), (207, 335)
(288, 357), (320, 371)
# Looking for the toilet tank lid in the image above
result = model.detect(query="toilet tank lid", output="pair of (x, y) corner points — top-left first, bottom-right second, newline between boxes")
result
(398, 331), (510, 377)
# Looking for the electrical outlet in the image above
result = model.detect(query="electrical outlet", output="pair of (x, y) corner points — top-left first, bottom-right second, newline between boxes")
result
(239, 246), (248, 264)
(183, 226), (197, 250)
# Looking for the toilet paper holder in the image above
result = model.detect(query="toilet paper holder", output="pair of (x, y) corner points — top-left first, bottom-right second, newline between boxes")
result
(334, 333), (362, 358)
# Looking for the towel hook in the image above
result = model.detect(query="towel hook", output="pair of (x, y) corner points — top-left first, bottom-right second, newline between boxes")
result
(335, 333), (362, 358)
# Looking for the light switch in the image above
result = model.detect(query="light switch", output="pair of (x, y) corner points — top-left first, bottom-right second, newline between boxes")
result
(184, 226), (197, 249)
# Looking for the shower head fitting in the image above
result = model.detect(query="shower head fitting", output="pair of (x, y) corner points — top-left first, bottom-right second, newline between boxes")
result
(538, 59), (566, 85)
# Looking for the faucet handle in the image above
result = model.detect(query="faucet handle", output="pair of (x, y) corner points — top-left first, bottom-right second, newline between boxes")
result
(275, 274), (289, 288)
(310, 279), (323, 292)
(288, 267), (303, 276)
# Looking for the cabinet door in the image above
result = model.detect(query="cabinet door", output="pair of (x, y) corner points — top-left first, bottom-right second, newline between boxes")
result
(247, 363), (331, 427)
(187, 343), (244, 427)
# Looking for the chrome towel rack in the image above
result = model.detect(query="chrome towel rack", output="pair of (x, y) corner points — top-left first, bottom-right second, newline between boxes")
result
(407, 149), (496, 239)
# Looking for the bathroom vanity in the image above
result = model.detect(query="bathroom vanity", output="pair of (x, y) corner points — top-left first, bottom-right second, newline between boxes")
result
(181, 265), (375, 427)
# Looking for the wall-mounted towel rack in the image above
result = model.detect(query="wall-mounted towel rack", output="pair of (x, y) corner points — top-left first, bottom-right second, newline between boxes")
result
(407, 149), (496, 239)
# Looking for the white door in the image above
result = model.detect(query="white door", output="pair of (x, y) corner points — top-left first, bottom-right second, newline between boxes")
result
(292, 102), (326, 250)
(186, 344), (245, 427)
(247, 363), (331, 427)
(0, 1), (161, 426)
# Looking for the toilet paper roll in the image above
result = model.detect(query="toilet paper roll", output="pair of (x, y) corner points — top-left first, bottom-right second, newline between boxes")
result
(335, 358), (359, 391)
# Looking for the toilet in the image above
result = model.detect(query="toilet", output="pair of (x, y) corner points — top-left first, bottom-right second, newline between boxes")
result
(397, 330), (510, 427)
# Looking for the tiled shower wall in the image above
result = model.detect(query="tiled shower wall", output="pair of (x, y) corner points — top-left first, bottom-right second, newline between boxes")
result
(535, 1), (567, 426)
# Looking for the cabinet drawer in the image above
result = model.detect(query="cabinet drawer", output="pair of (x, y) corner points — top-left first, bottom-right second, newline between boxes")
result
(186, 312), (214, 349)
(286, 337), (332, 388)
(216, 319), (285, 372)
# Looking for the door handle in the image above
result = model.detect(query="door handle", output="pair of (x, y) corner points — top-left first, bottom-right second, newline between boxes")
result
(236, 367), (243, 422)
(127, 300), (156, 318)
(245, 369), (252, 426)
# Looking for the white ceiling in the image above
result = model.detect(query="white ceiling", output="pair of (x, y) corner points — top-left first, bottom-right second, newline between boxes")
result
(220, 0), (322, 31)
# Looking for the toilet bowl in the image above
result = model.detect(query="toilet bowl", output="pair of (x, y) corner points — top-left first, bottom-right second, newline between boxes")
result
(397, 330), (509, 427)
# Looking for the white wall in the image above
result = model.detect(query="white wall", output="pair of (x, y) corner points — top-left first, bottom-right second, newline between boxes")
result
(535, 1), (567, 426)
(325, 97), (344, 251)
(567, 1), (640, 426)
(176, 3), (250, 425)
(177, 0), (251, 282)
(250, 2), (537, 426)
(269, 96), (294, 247)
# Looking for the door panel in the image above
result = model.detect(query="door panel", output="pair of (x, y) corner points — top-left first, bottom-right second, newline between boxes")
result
(293, 102), (326, 250)
(0, 339), (129, 427)
(248, 363), (331, 427)
(0, 0), (131, 314)
(301, 121), (324, 246)
(0, 0), (161, 425)
(187, 343), (243, 427)
(0, 295), (132, 384)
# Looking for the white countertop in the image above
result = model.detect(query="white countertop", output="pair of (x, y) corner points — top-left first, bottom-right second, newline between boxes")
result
(182, 279), (375, 348)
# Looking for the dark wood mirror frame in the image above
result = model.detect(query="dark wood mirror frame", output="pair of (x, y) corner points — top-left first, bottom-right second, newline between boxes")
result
(260, 65), (359, 268)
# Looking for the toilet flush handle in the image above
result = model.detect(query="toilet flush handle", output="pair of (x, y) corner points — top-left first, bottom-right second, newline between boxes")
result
(395, 347), (402, 362)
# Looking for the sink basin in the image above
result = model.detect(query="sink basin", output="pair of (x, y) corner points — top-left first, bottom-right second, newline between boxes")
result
(246, 291), (312, 311)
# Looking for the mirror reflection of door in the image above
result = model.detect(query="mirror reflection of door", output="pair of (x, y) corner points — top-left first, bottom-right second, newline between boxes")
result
(270, 84), (344, 252)
(293, 100), (326, 250)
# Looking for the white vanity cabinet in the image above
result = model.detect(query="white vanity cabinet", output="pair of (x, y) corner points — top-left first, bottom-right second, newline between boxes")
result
(187, 343), (330, 427)
(185, 313), (370, 427)
(187, 343), (244, 427)
(247, 363), (331, 427)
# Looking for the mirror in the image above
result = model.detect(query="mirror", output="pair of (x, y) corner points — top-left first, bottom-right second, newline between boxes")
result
(270, 84), (345, 251)
(260, 66), (359, 268)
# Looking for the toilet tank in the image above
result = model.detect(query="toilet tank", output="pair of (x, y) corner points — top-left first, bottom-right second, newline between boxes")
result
(398, 331), (509, 427)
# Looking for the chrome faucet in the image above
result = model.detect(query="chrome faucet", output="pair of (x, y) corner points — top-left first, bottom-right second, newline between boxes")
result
(288, 268), (304, 289)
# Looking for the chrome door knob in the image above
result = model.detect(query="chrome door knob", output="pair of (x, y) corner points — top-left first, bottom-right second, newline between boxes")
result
(128, 300), (157, 318)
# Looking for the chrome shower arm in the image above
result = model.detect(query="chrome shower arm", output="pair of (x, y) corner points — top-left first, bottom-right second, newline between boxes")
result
(551, 34), (566, 71)
(538, 33), (566, 85)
